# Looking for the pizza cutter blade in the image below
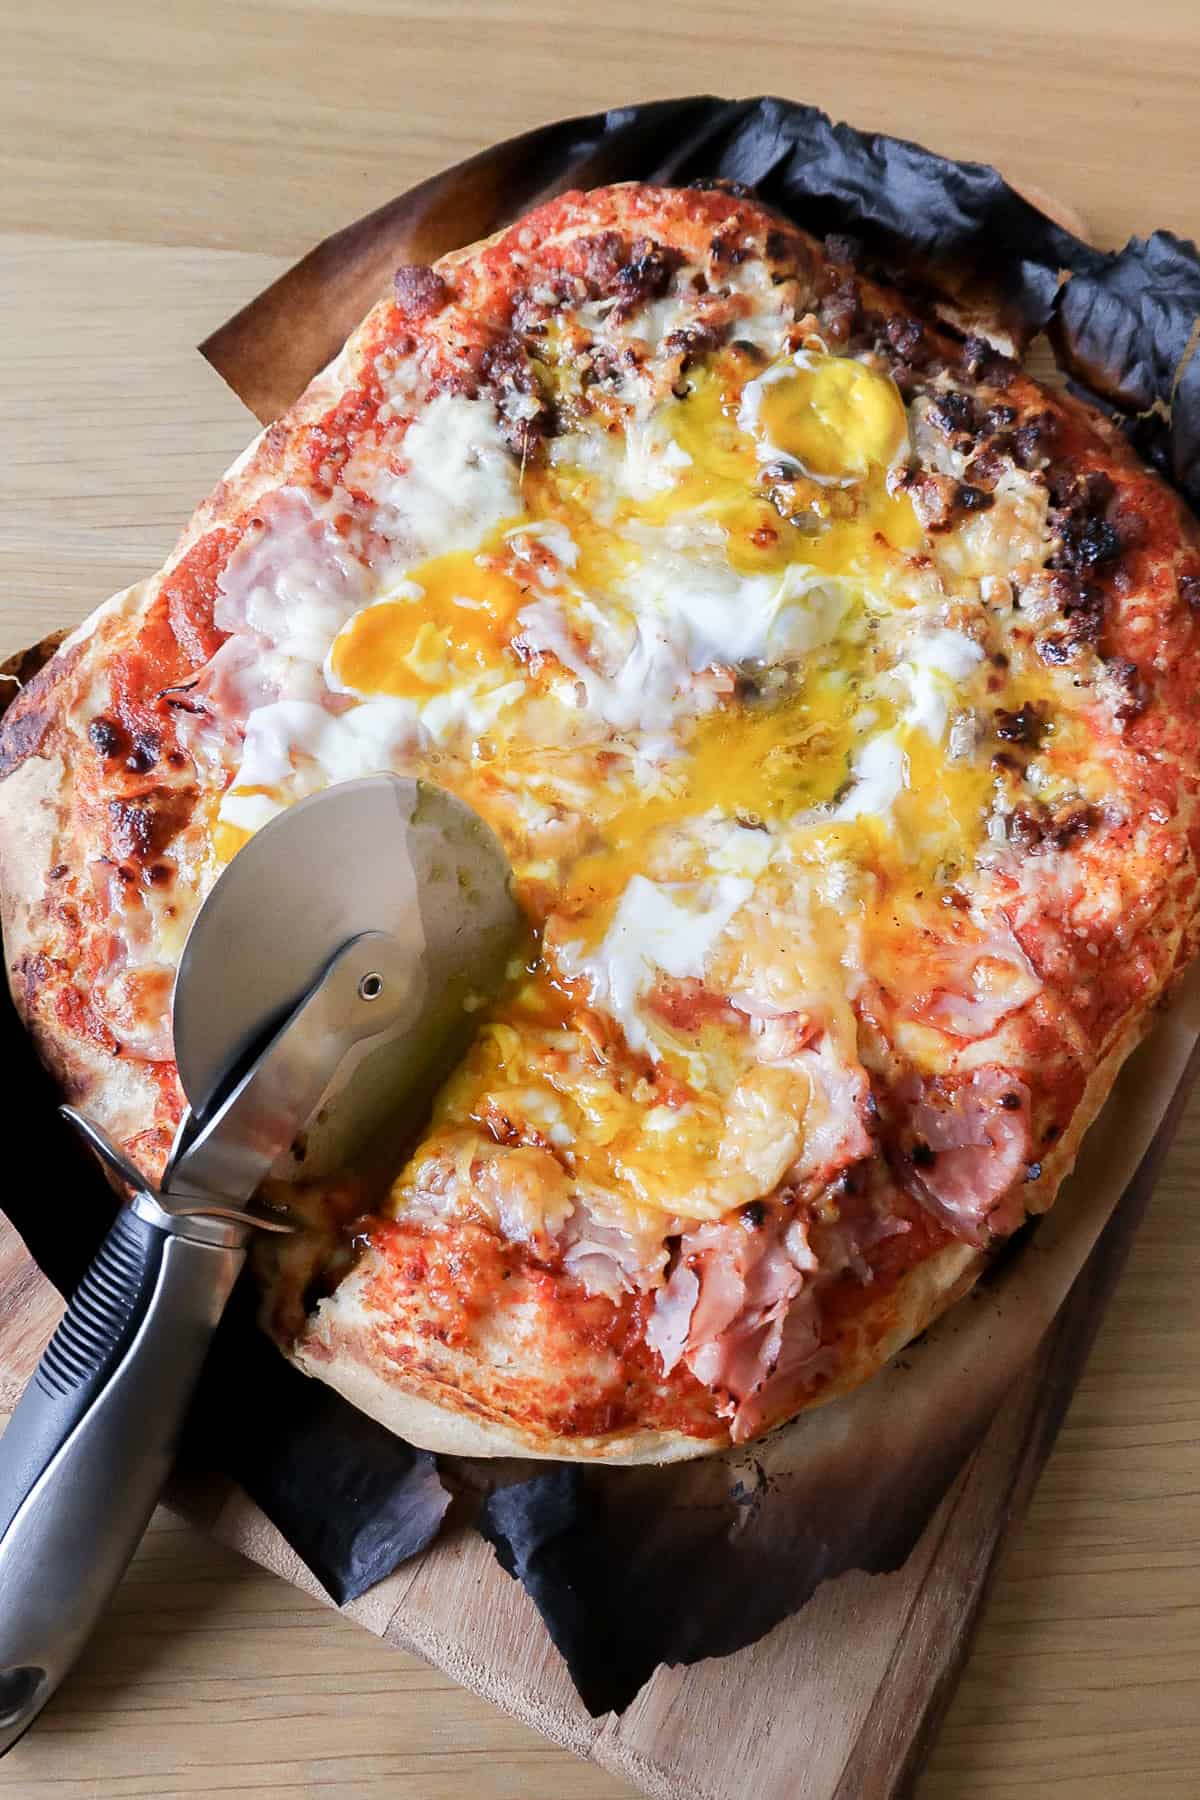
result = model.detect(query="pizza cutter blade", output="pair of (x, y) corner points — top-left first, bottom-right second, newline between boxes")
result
(168, 773), (521, 1189)
(0, 774), (520, 1756)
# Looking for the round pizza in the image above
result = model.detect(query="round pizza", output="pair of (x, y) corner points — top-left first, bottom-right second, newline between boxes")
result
(3, 182), (1200, 1462)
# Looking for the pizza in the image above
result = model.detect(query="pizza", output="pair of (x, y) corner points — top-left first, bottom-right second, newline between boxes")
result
(3, 181), (1200, 1463)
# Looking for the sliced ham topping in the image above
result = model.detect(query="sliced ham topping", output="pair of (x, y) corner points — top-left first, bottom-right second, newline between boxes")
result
(191, 632), (282, 720)
(916, 917), (1042, 1039)
(900, 1066), (1033, 1244)
(644, 1260), (700, 1374)
(646, 1207), (829, 1441)
(560, 1209), (668, 1302)
(214, 489), (373, 649)
(641, 1152), (937, 1438)
(792, 1035), (874, 1182)
(473, 1143), (574, 1257)
(810, 1175), (911, 1282)
(727, 1292), (832, 1444)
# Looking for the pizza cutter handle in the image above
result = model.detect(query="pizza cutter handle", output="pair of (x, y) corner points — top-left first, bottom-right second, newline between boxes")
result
(0, 1192), (247, 1757)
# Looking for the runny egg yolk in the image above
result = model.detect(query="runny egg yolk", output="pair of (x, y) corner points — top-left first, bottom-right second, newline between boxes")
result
(322, 345), (946, 918)
(755, 355), (909, 482)
(319, 347), (982, 908)
(625, 355), (920, 582)
(329, 548), (526, 698)
(556, 671), (864, 928)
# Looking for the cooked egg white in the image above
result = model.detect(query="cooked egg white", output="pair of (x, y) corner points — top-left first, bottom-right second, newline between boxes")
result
(208, 324), (1058, 1242)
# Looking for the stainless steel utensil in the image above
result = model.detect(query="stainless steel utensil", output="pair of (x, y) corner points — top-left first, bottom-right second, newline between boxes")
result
(0, 774), (518, 1754)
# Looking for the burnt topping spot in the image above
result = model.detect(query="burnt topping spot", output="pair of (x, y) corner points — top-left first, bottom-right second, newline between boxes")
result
(614, 237), (681, 320)
(1037, 568), (1107, 665)
(1007, 800), (1099, 855)
(884, 315), (925, 361)
(927, 389), (976, 438)
(963, 447), (1005, 490)
(1011, 412), (1057, 469)
(1105, 654), (1150, 722)
(124, 729), (160, 775)
(764, 226), (809, 275)
(479, 335), (549, 449)
(893, 466), (957, 531)
(961, 333), (1014, 384)
(107, 786), (196, 864)
(707, 229), (752, 269)
(662, 321), (727, 369)
(994, 702), (1045, 746)
(983, 404), (1017, 433)
(956, 482), (994, 513)
(88, 716), (125, 759)
(1048, 470), (1121, 574)
(1059, 515), (1122, 571)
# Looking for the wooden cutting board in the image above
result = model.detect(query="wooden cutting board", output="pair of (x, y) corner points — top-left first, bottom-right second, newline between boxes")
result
(1, 92), (1198, 1795)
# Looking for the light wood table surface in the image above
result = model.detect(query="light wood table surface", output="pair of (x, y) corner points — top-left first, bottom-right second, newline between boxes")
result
(2, 3), (1199, 1794)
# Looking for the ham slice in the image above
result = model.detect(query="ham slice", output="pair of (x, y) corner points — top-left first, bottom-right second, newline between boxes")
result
(646, 1209), (831, 1441)
(917, 917), (1042, 1039)
(644, 1261), (700, 1373)
(726, 1292), (831, 1443)
(561, 1209), (669, 1303)
(901, 1066), (1033, 1244)
(793, 1035), (874, 1178)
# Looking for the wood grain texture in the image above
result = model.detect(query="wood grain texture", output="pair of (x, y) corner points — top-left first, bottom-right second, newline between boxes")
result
(0, 3), (1198, 1794)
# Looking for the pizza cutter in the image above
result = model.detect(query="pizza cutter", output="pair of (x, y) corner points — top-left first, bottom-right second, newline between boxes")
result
(0, 774), (519, 1756)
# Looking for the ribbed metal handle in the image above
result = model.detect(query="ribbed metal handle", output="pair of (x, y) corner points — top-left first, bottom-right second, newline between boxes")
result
(34, 1210), (158, 1401)
(0, 1197), (246, 1756)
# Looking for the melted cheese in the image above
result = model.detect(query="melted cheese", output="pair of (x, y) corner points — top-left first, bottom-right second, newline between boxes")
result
(363, 392), (522, 561)
(207, 301), (1048, 1255)
(559, 873), (754, 1058)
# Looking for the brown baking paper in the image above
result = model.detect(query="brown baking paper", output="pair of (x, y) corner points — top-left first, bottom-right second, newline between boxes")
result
(3, 97), (1200, 1722)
